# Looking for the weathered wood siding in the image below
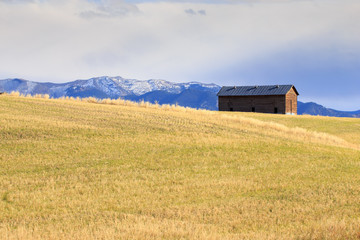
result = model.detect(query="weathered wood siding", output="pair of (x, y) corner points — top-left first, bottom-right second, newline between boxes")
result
(219, 95), (286, 114)
(218, 86), (298, 114)
(285, 87), (298, 114)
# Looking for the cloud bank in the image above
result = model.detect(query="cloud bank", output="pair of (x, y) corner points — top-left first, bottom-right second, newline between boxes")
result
(0, 0), (359, 110)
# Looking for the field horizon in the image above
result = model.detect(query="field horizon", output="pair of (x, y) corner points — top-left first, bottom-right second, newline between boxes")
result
(1, 93), (360, 239)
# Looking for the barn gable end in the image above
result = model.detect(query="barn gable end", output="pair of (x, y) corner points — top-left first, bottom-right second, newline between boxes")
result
(285, 87), (298, 115)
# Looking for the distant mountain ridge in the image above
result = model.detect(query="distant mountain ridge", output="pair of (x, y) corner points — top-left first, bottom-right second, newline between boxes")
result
(0, 76), (359, 117)
(297, 101), (360, 118)
(0, 76), (219, 98)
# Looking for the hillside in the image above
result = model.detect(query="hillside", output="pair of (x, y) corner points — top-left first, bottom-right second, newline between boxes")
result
(1, 93), (360, 239)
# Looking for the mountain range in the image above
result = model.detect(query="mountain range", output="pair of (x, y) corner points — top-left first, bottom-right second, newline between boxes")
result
(0, 76), (359, 117)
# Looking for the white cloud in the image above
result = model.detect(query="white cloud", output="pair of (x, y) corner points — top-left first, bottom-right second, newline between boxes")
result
(0, 0), (359, 110)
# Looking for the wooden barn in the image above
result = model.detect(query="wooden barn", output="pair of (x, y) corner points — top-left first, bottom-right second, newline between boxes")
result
(217, 85), (299, 114)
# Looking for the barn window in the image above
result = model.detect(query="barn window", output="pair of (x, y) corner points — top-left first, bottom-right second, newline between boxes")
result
(274, 107), (278, 113)
(252, 107), (255, 112)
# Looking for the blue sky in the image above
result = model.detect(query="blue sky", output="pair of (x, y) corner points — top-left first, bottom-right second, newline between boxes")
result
(0, 0), (359, 110)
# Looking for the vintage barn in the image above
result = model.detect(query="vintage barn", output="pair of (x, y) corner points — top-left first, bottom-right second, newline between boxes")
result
(217, 85), (299, 114)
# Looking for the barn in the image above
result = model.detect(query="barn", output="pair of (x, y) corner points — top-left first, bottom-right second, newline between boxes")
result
(217, 85), (299, 114)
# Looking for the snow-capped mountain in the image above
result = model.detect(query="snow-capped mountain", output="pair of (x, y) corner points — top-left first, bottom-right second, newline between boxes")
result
(0, 76), (220, 97)
(0, 76), (221, 110)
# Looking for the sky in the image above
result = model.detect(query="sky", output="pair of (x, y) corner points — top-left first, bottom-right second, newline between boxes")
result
(0, 0), (359, 110)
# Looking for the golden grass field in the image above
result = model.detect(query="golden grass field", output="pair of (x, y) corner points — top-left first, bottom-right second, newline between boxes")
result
(0, 93), (360, 239)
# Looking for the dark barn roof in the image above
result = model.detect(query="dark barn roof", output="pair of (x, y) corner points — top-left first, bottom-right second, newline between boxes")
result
(217, 85), (299, 96)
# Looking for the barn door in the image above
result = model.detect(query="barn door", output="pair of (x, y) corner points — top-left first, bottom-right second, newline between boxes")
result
(227, 101), (233, 111)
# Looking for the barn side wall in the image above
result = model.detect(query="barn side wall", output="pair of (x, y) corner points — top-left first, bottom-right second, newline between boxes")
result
(218, 95), (286, 114)
(285, 88), (298, 115)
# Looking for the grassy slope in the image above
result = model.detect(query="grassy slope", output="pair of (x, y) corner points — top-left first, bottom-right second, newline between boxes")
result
(0, 95), (360, 239)
(239, 112), (360, 146)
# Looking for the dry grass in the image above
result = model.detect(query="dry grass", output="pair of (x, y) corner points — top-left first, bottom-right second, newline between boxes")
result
(1, 93), (360, 239)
